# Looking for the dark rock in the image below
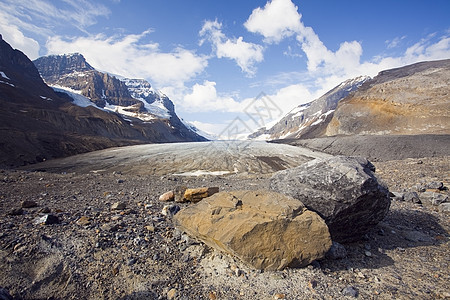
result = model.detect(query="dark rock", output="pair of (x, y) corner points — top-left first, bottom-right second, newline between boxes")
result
(111, 202), (126, 210)
(8, 208), (23, 216)
(326, 241), (347, 260)
(34, 214), (60, 225)
(21, 200), (38, 208)
(403, 191), (421, 204)
(161, 205), (180, 217)
(270, 156), (390, 243)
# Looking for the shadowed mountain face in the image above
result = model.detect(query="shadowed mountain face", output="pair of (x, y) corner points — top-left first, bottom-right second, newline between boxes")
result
(0, 36), (204, 167)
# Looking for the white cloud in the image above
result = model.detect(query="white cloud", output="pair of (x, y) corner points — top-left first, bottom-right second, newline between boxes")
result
(244, 0), (302, 44)
(385, 36), (406, 49)
(0, 23), (40, 59)
(200, 20), (264, 76)
(182, 80), (242, 112)
(46, 31), (208, 88)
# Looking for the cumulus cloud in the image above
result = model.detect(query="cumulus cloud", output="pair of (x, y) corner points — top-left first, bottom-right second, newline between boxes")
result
(46, 31), (208, 88)
(200, 20), (264, 76)
(182, 80), (242, 112)
(0, 22), (40, 59)
(244, 0), (302, 44)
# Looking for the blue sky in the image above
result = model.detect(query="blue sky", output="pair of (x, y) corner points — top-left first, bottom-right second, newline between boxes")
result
(1, 0), (449, 136)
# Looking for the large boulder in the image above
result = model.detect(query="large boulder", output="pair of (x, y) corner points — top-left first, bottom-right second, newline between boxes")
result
(174, 190), (331, 271)
(270, 156), (390, 243)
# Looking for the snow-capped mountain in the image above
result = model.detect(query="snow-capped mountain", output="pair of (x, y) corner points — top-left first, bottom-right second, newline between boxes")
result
(249, 76), (370, 140)
(33, 53), (206, 141)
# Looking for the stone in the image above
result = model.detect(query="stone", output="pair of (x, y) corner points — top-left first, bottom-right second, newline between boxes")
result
(111, 202), (126, 210)
(161, 205), (180, 217)
(76, 216), (92, 226)
(183, 187), (219, 203)
(270, 156), (390, 243)
(21, 200), (38, 208)
(342, 286), (359, 297)
(439, 203), (450, 213)
(8, 208), (23, 216)
(390, 192), (404, 201)
(420, 192), (448, 206)
(326, 241), (347, 260)
(159, 191), (175, 202)
(174, 190), (331, 271)
(403, 191), (421, 204)
(174, 185), (188, 203)
(426, 181), (444, 190)
(167, 288), (177, 300)
(34, 214), (60, 225)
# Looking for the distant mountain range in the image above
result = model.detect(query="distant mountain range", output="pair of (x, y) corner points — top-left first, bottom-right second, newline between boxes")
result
(0, 35), (205, 167)
(251, 59), (450, 140)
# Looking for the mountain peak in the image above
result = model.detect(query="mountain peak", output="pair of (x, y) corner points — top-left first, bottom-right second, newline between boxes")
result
(34, 53), (94, 80)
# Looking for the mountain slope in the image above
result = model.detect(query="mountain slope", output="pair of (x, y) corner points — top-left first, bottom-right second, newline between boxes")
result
(325, 59), (450, 136)
(0, 35), (204, 167)
(33, 53), (205, 142)
(249, 76), (369, 140)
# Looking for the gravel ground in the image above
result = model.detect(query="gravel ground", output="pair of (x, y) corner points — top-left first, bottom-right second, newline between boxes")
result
(0, 156), (449, 299)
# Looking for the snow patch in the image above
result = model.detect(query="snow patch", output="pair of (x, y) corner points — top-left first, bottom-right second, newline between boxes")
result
(52, 86), (99, 108)
(40, 96), (53, 101)
(0, 71), (10, 80)
(0, 80), (14, 87)
(104, 102), (156, 121)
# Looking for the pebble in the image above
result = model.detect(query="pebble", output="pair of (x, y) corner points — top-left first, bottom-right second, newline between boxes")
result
(326, 241), (347, 259)
(21, 200), (38, 208)
(342, 286), (358, 297)
(111, 202), (126, 210)
(159, 191), (175, 202)
(161, 205), (180, 217)
(76, 216), (92, 226)
(167, 288), (177, 300)
(34, 214), (60, 225)
(365, 251), (372, 257)
(8, 208), (23, 216)
(273, 293), (286, 299)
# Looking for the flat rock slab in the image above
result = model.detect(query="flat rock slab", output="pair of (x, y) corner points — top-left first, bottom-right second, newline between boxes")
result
(21, 141), (331, 176)
(174, 190), (331, 271)
(270, 156), (391, 243)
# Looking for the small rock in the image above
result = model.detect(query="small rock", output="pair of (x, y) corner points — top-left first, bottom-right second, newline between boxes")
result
(145, 225), (155, 232)
(183, 187), (219, 203)
(403, 191), (421, 204)
(390, 192), (404, 201)
(117, 179), (124, 184)
(342, 286), (359, 297)
(8, 208), (23, 216)
(326, 241), (347, 260)
(167, 288), (177, 300)
(273, 293), (286, 299)
(208, 291), (217, 300)
(161, 205), (180, 217)
(426, 181), (444, 190)
(159, 191), (175, 202)
(76, 216), (92, 226)
(21, 200), (38, 208)
(111, 202), (126, 210)
(365, 251), (372, 257)
(308, 279), (318, 289)
(38, 207), (51, 213)
(439, 203), (450, 213)
(34, 214), (60, 225)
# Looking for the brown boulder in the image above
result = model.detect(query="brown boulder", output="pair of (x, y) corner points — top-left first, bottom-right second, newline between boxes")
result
(174, 190), (331, 270)
(182, 187), (219, 203)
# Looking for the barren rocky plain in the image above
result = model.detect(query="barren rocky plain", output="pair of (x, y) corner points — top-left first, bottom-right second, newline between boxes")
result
(0, 141), (449, 300)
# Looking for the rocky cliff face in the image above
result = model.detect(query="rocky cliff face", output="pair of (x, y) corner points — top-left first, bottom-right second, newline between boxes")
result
(33, 53), (204, 141)
(249, 76), (369, 140)
(0, 36), (205, 167)
(325, 60), (450, 136)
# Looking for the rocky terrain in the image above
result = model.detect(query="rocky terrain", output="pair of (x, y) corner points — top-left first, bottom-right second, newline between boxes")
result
(0, 141), (449, 300)
(249, 76), (369, 140)
(0, 36), (205, 168)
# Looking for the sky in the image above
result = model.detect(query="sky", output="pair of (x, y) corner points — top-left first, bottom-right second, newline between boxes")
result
(1, 0), (449, 137)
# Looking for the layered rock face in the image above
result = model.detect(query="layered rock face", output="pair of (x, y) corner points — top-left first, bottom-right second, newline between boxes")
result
(249, 76), (369, 140)
(174, 190), (331, 270)
(325, 60), (450, 136)
(270, 156), (391, 243)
